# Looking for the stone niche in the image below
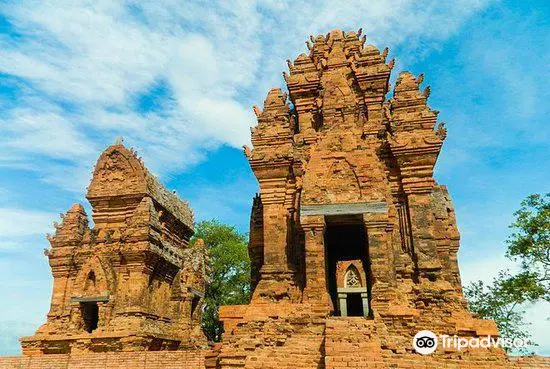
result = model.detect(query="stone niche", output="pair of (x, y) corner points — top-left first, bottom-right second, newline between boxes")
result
(335, 260), (369, 317)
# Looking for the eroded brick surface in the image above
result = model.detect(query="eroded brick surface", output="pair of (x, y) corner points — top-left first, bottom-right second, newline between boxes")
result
(0, 351), (206, 369)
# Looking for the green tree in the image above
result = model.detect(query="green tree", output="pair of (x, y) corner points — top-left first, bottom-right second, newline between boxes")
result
(464, 272), (532, 352)
(192, 220), (251, 342)
(506, 193), (549, 301)
(465, 193), (549, 353)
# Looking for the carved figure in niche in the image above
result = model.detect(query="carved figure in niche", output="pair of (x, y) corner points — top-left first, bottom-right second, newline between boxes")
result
(84, 271), (97, 294)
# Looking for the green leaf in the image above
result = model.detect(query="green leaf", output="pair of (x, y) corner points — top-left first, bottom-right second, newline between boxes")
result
(465, 193), (550, 354)
(192, 220), (251, 341)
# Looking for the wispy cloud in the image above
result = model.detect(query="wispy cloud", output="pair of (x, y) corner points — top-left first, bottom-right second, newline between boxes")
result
(0, 208), (54, 239)
(0, 0), (493, 191)
(0, 321), (37, 355)
(430, 5), (550, 160)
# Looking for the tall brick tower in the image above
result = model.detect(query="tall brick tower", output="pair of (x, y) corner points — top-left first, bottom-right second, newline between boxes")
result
(21, 143), (208, 354)
(218, 29), (502, 368)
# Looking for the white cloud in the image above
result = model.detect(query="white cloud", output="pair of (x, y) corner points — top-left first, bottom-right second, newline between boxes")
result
(0, 0), (494, 191)
(4, 108), (96, 159)
(0, 208), (55, 239)
(525, 302), (550, 355)
(0, 321), (37, 355)
(459, 254), (513, 286)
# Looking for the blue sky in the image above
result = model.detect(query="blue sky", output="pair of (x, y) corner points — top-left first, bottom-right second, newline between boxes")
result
(0, 0), (548, 356)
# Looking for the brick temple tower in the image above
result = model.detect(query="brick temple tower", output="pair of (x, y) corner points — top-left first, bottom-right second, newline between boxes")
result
(217, 29), (503, 368)
(21, 143), (208, 354)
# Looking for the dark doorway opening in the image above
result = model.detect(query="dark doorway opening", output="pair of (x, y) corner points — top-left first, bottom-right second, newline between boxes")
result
(80, 302), (99, 333)
(324, 216), (371, 316)
(346, 293), (363, 316)
(149, 338), (163, 351)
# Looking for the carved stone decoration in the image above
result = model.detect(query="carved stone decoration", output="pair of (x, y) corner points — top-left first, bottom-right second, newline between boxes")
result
(71, 255), (115, 298)
(335, 260), (369, 317)
(90, 150), (142, 194)
(344, 266), (361, 288)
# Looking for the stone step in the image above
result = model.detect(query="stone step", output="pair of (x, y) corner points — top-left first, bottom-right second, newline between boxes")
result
(324, 317), (384, 369)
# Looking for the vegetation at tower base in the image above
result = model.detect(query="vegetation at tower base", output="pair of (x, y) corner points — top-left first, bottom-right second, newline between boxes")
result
(465, 193), (550, 354)
(192, 220), (250, 342)
(0, 28), (549, 369)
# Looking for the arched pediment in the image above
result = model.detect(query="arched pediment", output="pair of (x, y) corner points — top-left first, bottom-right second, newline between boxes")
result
(302, 154), (362, 205)
(72, 256), (115, 298)
(336, 260), (367, 290)
(87, 144), (147, 199)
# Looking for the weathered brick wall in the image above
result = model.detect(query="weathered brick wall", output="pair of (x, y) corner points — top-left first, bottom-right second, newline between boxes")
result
(218, 303), (327, 369)
(218, 304), (550, 369)
(511, 357), (550, 369)
(1, 348), (549, 368)
(0, 351), (206, 369)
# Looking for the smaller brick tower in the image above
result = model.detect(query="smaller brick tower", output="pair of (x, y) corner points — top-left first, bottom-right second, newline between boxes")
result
(21, 143), (208, 354)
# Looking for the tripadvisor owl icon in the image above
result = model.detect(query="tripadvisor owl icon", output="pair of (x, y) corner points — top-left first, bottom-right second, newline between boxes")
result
(413, 330), (438, 355)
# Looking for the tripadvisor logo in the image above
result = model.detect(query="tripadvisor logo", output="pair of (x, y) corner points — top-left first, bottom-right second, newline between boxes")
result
(413, 330), (529, 355)
(413, 330), (438, 355)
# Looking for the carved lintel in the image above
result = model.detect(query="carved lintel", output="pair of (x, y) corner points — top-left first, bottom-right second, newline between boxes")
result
(70, 296), (109, 303)
(300, 202), (387, 217)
